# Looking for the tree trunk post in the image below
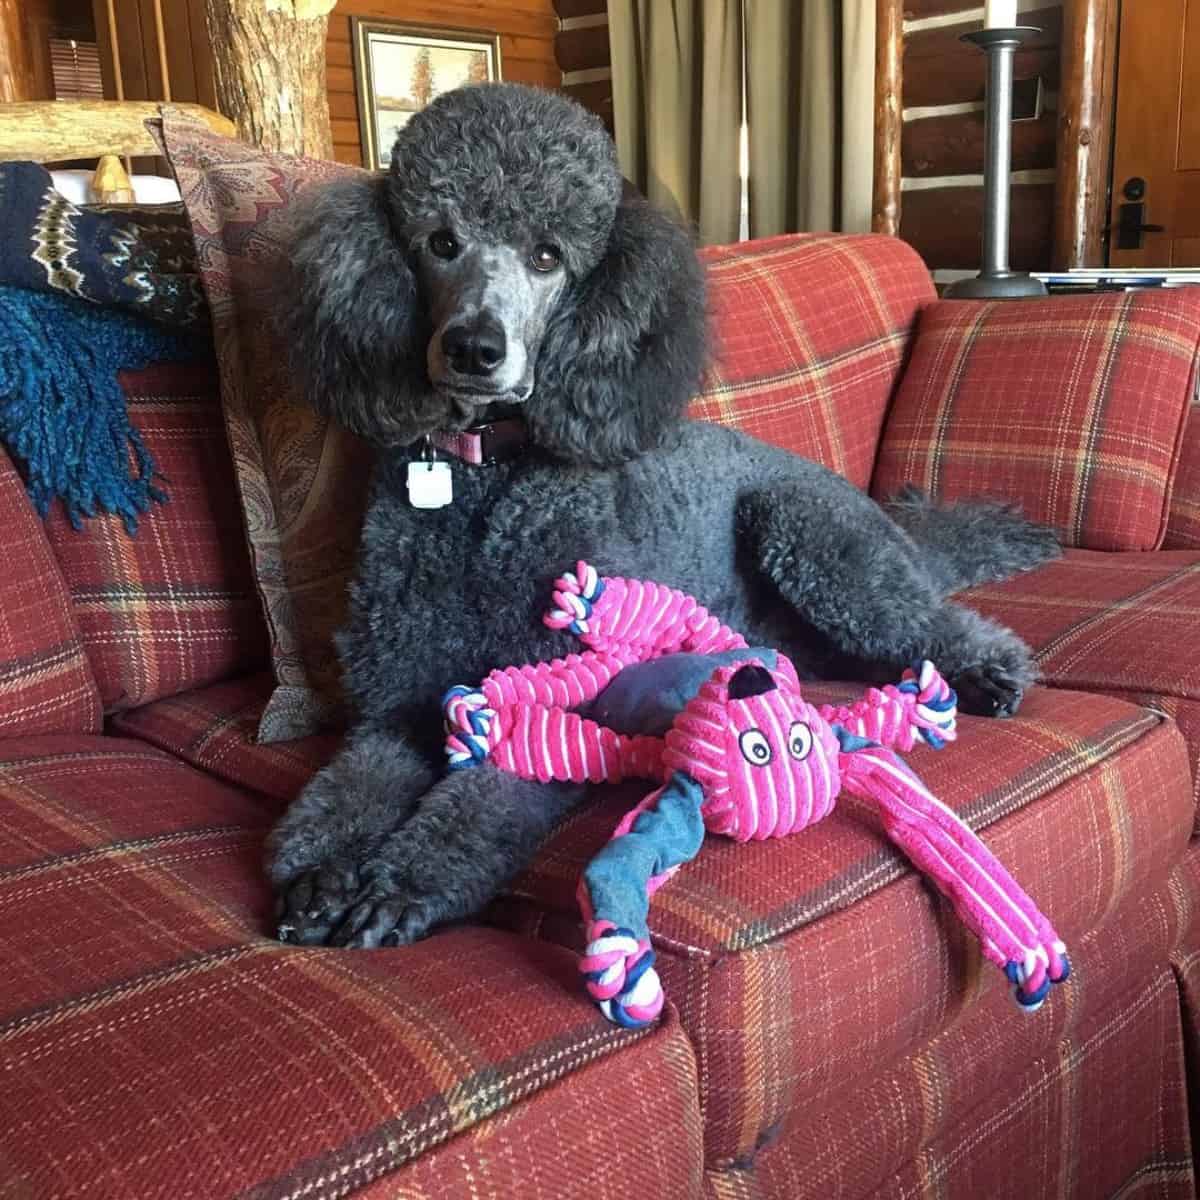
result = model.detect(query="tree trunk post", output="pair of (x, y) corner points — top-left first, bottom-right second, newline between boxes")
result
(205, 0), (337, 159)
(873, 0), (903, 237)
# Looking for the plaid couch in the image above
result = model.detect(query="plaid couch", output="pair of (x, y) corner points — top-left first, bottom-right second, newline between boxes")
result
(4, 235), (1200, 1199)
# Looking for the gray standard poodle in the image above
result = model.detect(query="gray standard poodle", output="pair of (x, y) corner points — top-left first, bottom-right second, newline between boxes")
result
(269, 83), (1058, 949)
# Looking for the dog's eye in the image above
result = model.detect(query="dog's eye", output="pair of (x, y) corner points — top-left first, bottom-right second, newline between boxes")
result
(530, 244), (562, 273)
(738, 728), (773, 767)
(787, 722), (813, 761)
(429, 231), (459, 260)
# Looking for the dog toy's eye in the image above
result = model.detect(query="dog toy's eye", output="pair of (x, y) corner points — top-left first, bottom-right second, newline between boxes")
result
(738, 728), (773, 767)
(429, 231), (459, 260)
(787, 721), (813, 761)
(530, 244), (562, 272)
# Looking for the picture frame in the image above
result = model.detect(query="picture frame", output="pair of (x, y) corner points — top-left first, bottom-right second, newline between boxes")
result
(351, 18), (503, 171)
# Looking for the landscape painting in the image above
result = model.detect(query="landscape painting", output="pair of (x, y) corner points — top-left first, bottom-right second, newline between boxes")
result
(352, 20), (501, 171)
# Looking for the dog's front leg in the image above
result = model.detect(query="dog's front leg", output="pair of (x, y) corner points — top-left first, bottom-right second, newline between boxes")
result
(268, 723), (437, 945)
(318, 768), (586, 948)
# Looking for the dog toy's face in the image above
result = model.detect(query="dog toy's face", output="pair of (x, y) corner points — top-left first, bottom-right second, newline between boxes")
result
(665, 662), (842, 841)
(388, 84), (623, 426)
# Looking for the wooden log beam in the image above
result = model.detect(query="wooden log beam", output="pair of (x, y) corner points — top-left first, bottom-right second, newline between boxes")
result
(555, 23), (610, 73)
(904, 110), (1057, 176)
(874, 0), (904, 235)
(903, 0), (979, 15)
(904, 7), (1062, 108)
(901, 182), (1056, 271)
(205, 0), (336, 159)
(0, 100), (235, 161)
(1053, 0), (1119, 268)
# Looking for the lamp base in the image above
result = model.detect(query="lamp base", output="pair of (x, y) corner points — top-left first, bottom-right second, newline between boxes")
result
(943, 271), (1048, 299)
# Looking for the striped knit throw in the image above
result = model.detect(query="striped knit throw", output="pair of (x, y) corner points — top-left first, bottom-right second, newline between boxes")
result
(0, 285), (204, 533)
(444, 561), (1070, 1028)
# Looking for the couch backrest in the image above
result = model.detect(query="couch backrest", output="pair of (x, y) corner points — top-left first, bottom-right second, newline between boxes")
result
(40, 362), (268, 712)
(0, 445), (102, 736)
(692, 234), (936, 489)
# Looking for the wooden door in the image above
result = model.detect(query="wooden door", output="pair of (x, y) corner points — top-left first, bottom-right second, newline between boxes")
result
(1108, 0), (1200, 266)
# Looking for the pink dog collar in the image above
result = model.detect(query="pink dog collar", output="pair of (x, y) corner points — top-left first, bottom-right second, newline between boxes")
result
(431, 419), (527, 465)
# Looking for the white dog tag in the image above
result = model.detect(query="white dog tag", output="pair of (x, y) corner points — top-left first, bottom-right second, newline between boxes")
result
(407, 460), (453, 509)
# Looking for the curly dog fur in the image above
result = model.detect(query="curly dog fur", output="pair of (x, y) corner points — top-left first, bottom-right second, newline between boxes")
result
(268, 84), (1059, 949)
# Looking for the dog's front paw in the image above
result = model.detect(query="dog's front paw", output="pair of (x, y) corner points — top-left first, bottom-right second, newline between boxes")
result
(275, 862), (362, 945)
(320, 866), (449, 949)
(951, 662), (1025, 718)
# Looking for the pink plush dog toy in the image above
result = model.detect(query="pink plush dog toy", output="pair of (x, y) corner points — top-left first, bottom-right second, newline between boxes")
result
(443, 562), (1069, 1028)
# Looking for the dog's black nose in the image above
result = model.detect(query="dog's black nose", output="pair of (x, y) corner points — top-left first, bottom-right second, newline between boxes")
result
(442, 317), (507, 376)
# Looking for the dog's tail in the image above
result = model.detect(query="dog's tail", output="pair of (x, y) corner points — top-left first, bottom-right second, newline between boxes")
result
(885, 485), (1061, 595)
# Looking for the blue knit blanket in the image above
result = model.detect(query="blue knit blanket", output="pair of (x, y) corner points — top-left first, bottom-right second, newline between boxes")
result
(0, 285), (206, 532)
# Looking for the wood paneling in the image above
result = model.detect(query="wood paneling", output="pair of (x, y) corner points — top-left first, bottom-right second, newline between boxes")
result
(904, 109), (1056, 176)
(901, 183), (1055, 270)
(904, 7), (1062, 108)
(325, 0), (560, 167)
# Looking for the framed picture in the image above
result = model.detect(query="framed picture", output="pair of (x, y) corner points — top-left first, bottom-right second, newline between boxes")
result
(351, 19), (502, 171)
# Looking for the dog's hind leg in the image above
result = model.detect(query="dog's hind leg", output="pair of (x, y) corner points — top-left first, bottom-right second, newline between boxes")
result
(739, 482), (1038, 717)
(320, 769), (586, 948)
(882, 484), (1060, 594)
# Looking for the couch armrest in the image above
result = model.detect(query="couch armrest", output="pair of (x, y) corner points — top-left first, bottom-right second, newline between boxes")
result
(872, 289), (1200, 552)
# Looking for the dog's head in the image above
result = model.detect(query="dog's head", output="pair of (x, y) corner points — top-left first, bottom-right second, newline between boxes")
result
(279, 83), (708, 466)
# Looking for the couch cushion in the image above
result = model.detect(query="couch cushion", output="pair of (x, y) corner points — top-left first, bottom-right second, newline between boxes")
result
(872, 290), (1200, 551)
(0, 734), (701, 1198)
(0, 446), (100, 736)
(111, 671), (335, 804)
(1164, 390), (1200, 549)
(488, 686), (1194, 1161)
(961, 550), (1200, 827)
(42, 363), (268, 711)
(693, 234), (935, 489)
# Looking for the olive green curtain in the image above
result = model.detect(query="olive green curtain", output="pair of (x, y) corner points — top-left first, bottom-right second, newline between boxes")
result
(607, 0), (875, 244)
(607, 0), (743, 246)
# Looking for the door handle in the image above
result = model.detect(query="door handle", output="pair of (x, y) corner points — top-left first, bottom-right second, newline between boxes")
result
(1117, 201), (1165, 250)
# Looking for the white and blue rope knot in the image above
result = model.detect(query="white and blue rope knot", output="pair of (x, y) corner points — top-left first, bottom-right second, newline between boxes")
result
(897, 660), (958, 750)
(443, 685), (496, 770)
(553, 564), (605, 635)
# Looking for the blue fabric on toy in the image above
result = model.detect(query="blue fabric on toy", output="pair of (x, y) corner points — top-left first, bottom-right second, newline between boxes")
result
(0, 285), (205, 533)
(583, 646), (779, 735)
(581, 771), (707, 942)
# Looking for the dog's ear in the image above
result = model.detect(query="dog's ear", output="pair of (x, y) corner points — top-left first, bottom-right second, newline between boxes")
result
(274, 173), (443, 445)
(526, 190), (708, 465)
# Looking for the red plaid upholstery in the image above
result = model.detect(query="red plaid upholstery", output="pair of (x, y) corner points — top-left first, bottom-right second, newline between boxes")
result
(0, 447), (100, 736)
(962, 550), (1200, 828)
(489, 686), (1193, 1161)
(692, 235), (935, 488)
(0, 734), (702, 1197)
(112, 671), (336, 804)
(41, 363), (268, 711)
(1170, 844), (1200, 1141)
(872, 290), (1200, 551)
(1165, 395), (1200, 548)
